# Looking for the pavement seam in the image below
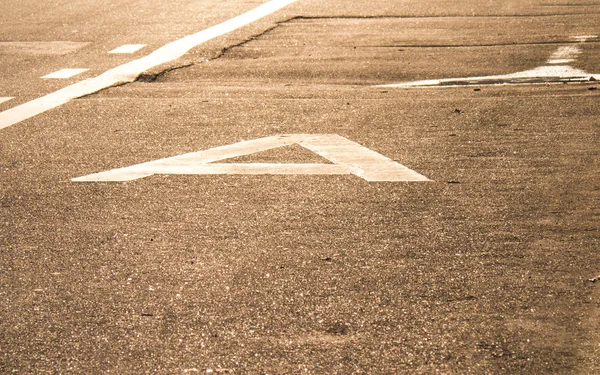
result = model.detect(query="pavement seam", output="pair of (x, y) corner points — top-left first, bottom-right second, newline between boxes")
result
(208, 24), (282, 62)
(287, 13), (600, 19)
(83, 20), (289, 91)
(370, 41), (600, 48)
(135, 63), (195, 83)
(79, 23), (285, 95)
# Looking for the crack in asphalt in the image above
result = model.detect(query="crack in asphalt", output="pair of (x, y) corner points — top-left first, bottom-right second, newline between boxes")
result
(135, 63), (195, 83)
(207, 24), (281, 62)
(371, 41), (599, 48)
(81, 13), (600, 96)
(83, 23), (287, 96)
(78, 62), (196, 98)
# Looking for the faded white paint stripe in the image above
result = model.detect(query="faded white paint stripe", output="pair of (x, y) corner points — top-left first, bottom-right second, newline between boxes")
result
(0, 97), (14, 105)
(80, 163), (351, 181)
(73, 134), (430, 182)
(41, 68), (89, 79)
(550, 46), (581, 59)
(573, 35), (598, 42)
(0, 41), (90, 55)
(108, 44), (147, 54)
(547, 46), (580, 64)
(547, 59), (574, 64)
(0, 0), (299, 131)
(379, 65), (599, 88)
(380, 40), (600, 88)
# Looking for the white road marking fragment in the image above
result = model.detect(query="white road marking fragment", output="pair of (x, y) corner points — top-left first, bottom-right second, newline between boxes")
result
(0, 97), (14, 105)
(108, 44), (147, 54)
(573, 35), (598, 42)
(547, 46), (581, 64)
(72, 134), (430, 182)
(41, 68), (89, 79)
(379, 41), (599, 88)
(0, 0), (299, 131)
(0, 41), (90, 55)
(380, 65), (598, 88)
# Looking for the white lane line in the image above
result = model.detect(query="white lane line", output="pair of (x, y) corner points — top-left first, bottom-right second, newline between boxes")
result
(108, 44), (147, 54)
(0, 97), (14, 105)
(73, 134), (430, 182)
(0, 0), (299, 131)
(41, 68), (89, 79)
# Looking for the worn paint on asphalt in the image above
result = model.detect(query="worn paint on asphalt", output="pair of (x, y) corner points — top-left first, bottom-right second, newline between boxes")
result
(108, 44), (147, 54)
(0, 0), (299, 131)
(72, 134), (430, 182)
(41, 68), (89, 79)
(380, 37), (599, 88)
(0, 41), (91, 55)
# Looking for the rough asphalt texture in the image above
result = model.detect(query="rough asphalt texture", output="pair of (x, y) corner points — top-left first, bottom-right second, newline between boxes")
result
(1, 0), (599, 373)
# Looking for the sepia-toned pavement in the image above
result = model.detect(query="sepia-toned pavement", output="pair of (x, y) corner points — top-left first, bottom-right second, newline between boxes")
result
(1, 0), (599, 373)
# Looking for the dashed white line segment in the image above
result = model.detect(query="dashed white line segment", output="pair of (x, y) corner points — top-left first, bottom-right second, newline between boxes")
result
(41, 68), (89, 79)
(109, 44), (147, 54)
(0, 97), (14, 105)
(0, 0), (299, 131)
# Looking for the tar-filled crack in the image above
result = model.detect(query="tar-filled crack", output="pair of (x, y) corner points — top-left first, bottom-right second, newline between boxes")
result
(135, 63), (194, 83)
(77, 11), (600, 100)
(79, 22), (287, 98)
(76, 64), (195, 99)
(207, 24), (281, 61)
(76, 81), (130, 99)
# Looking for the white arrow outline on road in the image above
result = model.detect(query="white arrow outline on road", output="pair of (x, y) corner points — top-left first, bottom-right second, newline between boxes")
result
(72, 134), (430, 182)
(379, 36), (599, 88)
(379, 65), (599, 88)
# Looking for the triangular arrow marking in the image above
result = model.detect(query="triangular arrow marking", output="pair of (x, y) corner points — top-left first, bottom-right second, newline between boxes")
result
(72, 134), (430, 182)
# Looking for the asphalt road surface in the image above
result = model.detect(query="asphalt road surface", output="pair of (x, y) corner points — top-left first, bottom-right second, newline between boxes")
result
(1, 0), (600, 374)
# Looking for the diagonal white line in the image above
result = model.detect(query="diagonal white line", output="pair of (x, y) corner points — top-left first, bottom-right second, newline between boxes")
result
(108, 44), (147, 54)
(0, 0), (299, 131)
(41, 68), (89, 79)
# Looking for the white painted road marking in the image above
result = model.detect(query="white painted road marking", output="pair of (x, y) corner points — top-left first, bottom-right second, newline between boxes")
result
(0, 41), (90, 55)
(72, 134), (430, 182)
(573, 35), (598, 42)
(109, 44), (147, 54)
(547, 46), (580, 64)
(0, 97), (14, 105)
(0, 0), (299, 131)
(380, 65), (598, 88)
(380, 36), (599, 88)
(41, 68), (89, 79)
